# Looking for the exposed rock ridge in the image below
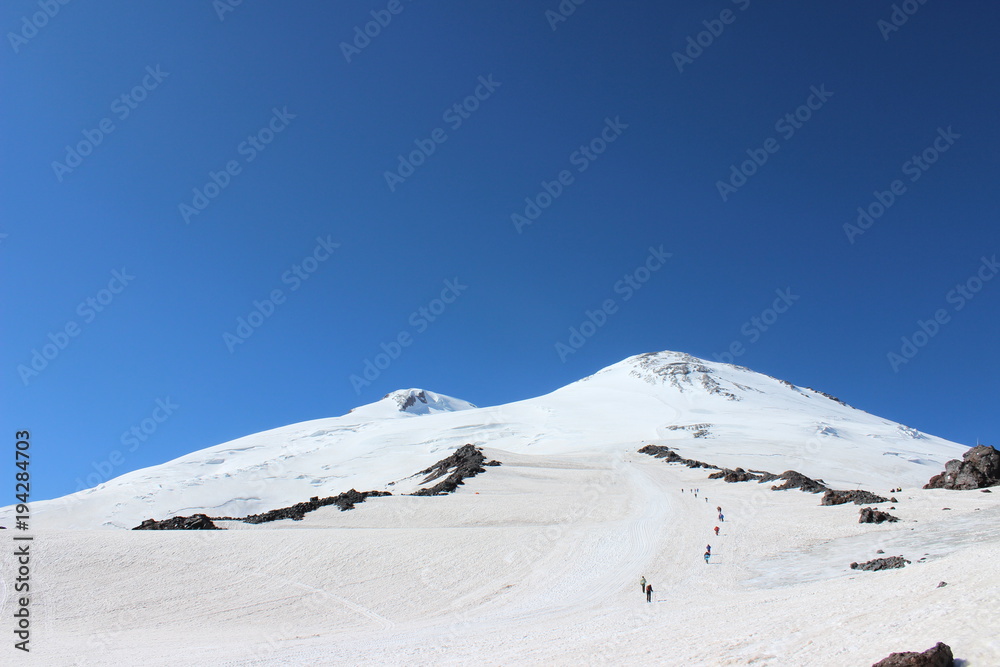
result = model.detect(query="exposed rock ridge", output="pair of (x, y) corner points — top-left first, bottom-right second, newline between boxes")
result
(925, 444), (1000, 490)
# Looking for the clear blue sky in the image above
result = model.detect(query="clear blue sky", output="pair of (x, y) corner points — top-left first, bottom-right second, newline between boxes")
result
(3, 1), (998, 501)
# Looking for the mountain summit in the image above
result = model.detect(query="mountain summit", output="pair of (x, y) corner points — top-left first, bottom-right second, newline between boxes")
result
(347, 389), (477, 419)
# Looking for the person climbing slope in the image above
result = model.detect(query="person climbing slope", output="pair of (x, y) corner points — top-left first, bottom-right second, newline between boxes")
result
(714, 525), (720, 536)
(646, 584), (653, 603)
(706, 544), (711, 554)
(640, 575), (646, 594)
(704, 550), (711, 564)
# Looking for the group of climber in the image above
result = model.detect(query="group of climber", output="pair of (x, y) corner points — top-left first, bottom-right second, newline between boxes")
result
(640, 495), (730, 601)
(706, 506), (722, 563)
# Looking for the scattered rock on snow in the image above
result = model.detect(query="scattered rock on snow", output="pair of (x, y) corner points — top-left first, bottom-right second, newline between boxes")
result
(770, 470), (829, 494)
(209, 489), (392, 525)
(822, 489), (889, 506)
(859, 507), (899, 524)
(936, 581), (947, 588)
(924, 444), (1000, 490)
(133, 514), (219, 530)
(708, 467), (763, 483)
(870, 641), (954, 667)
(638, 444), (719, 470)
(411, 444), (500, 496)
(850, 556), (910, 572)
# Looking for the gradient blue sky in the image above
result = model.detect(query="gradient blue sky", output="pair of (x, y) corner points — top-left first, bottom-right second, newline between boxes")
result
(3, 1), (998, 501)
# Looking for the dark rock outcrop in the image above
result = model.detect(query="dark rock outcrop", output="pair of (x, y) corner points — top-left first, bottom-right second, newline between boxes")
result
(871, 641), (953, 667)
(638, 444), (719, 470)
(133, 514), (219, 530)
(924, 444), (1000, 490)
(708, 467), (763, 483)
(805, 387), (851, 408)
(771, 470), (829, 494)
(859, 507), (899, 524)
(411, 444), (500, 496)
(850, 556), (910, 571)
(822, 489), (889, 506)
(207, 489), (392, 525)
(238, 489), (392, 523)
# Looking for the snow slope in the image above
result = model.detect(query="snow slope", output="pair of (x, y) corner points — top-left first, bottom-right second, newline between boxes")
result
(3, 447), (997, 665)
(4, 351), (968, 530)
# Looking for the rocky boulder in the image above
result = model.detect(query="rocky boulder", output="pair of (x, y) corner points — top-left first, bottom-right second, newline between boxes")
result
(822, 489), (889, 506)
(924, 444), (1000, 490)
(859, 507), (899, 524)
(133, 514), (219, 530)
(771, 470), (829, 494)
(850, 556), (910, 571)
(708, 467), (762, 483)
(871, 641), (954, 666)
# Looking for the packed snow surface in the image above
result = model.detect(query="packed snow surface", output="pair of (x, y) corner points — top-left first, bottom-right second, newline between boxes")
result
(2, 351), (995, 665)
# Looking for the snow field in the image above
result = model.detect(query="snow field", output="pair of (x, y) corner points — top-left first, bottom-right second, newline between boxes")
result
(3, 448), (997, 665)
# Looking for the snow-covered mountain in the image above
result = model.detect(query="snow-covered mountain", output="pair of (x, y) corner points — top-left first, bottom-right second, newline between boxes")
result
(4, 351), (996, 667)
(9, 351), (968, 530)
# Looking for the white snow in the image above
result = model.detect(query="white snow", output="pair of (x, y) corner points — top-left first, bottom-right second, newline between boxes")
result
(1, 350), (996, 665)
